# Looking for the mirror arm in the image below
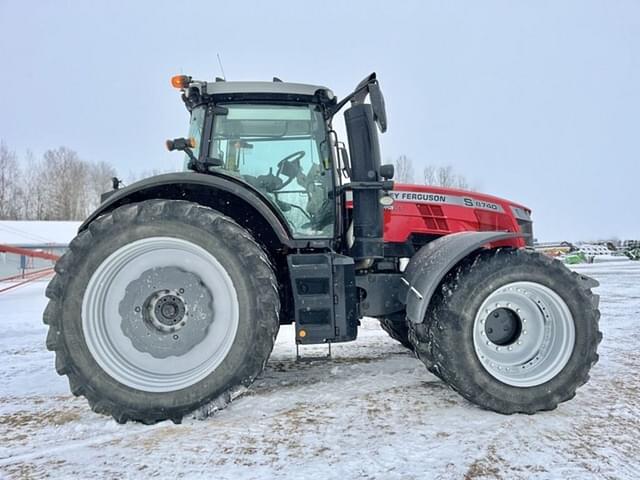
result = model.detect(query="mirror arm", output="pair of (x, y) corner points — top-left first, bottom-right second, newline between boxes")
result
(331, 83), (370, 116)
(330, 73), (378, 116)
(183, 147), (198, 165)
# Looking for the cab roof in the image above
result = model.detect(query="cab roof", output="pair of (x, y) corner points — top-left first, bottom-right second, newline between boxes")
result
(201, 80), (334, 99)
(177, 76), (337, 112)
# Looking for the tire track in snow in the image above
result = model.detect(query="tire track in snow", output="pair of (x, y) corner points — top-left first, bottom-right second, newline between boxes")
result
(0, 353), (430, 468)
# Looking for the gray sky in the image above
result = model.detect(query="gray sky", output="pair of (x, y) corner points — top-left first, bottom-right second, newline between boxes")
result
(1, 0), (638, 241)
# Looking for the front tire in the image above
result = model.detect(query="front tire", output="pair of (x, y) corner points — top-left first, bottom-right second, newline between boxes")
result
(378, 313), (413, 351)
(409, 248), (601, 414)
(44, 200), (280, 424)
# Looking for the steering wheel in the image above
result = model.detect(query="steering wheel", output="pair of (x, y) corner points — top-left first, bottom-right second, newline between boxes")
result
(274, 151), (305, 190)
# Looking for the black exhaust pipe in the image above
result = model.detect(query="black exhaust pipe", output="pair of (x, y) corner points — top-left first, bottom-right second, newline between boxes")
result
(345, 103), (384, 261)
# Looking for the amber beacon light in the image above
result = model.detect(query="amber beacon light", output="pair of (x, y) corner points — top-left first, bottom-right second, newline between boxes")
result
(171, 75), (191, 89)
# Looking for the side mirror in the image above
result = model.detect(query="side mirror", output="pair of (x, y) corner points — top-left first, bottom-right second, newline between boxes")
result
(338, 142), (352, 177)
(368, 81), (387, 133)
(166, 137), (198, 167)
(379, 163), (394, 180)
(165, 137), (196, 152)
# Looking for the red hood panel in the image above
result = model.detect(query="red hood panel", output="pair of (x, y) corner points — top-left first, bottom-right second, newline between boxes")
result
(378, 184), (530, 247)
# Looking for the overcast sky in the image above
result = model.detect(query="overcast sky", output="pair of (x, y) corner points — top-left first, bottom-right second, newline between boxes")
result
(1, 0), (638, 241)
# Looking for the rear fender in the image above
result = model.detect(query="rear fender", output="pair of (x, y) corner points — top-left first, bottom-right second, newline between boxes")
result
(80, 172), (294, 248)
(402, 231), (523, 323)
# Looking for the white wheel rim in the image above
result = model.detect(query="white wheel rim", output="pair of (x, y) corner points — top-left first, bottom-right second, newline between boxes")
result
(82, 237), (239, 393)
(473, 281), (575, 387)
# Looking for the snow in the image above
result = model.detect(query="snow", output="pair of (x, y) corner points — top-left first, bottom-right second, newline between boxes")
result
(1, 262), (639, 479)
(0, 221), (80, 247)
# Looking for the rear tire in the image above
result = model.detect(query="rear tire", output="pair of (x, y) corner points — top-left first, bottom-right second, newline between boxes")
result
(44, 200), (280, 424)
(409, 248), (601, 414)
(378, 313), (413, 351)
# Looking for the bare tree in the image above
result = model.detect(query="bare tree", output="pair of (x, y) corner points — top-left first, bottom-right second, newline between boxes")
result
(454, 175), (470, 190)
(87, 161), (117, 212)
(0, 143), (122, 221)
(422, 165), (436, 185)
(19, 150), (48, 220)
(436, 165), (455, 187)
(39, 147), (91, 220)
(420, 161), (474, 190)
(125, 168), (169, 185)
(393, 155), (414, 183)
(0, 142), (21, 220)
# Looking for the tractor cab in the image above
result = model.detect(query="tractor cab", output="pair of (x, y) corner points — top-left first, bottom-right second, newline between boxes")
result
(183, 96), (333, 237)
(168, 74), (392, 256)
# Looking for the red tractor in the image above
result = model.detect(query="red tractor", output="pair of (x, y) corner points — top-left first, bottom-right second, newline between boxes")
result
(44, 73), (600, 424)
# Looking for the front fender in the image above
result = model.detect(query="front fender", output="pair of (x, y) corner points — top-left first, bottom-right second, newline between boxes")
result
(403, 231), (523, 323)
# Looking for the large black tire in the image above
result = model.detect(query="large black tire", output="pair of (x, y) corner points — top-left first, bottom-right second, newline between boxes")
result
(409, 248), (601, 414)
(44, 200), (280, 424)
(378, 313), (413, 351)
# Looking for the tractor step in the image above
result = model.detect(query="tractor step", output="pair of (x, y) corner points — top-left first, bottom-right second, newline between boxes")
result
(295, 342), (332, 362)
(287, 253), (357, 345)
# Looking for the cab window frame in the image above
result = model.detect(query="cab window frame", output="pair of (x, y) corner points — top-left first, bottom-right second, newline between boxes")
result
(188, 101), (338, 240)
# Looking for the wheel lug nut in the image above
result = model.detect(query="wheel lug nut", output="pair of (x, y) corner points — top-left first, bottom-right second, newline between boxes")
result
(508, 346), (513, 351)
(173, 335), (179, 340)
(134, 306), (141, 313)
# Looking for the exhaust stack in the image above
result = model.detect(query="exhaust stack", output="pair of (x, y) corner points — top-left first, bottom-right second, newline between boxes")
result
(345, 103), (385, 261)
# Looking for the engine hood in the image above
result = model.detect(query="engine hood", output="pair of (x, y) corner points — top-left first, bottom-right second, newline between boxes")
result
(390, 183), (531, 219)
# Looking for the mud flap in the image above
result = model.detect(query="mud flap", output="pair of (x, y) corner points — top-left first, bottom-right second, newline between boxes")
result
(402, 231), (522, 323)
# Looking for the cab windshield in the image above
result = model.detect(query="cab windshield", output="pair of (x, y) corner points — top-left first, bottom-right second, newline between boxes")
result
(188, 103), (334, 238)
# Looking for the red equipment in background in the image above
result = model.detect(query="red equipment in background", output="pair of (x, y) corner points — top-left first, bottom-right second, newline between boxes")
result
(0, 244), (60, 294)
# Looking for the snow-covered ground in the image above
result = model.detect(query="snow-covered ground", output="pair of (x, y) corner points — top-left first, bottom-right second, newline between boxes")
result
(1, 261), (639, 479)
(0, 221), (80, 247)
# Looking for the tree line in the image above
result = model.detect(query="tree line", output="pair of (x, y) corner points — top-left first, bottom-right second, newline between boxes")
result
(392, 154), (473, 190)
(0, 141), (116, 221)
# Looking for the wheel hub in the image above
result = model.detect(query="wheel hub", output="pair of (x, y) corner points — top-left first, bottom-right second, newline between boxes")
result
(484, 307), (521, 346)
(146, 291), (187, 331)
(473, 281), (575, 387)
(119, 266), (215, 359)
